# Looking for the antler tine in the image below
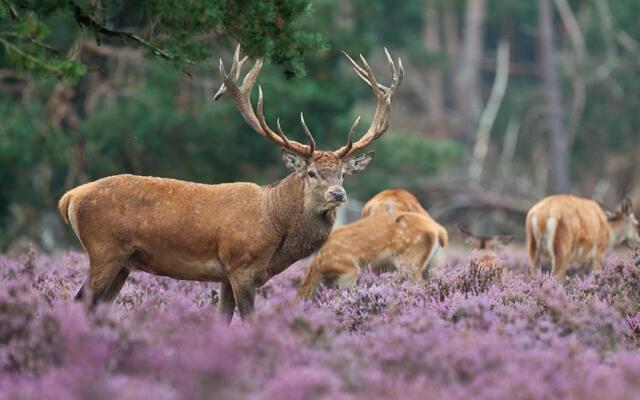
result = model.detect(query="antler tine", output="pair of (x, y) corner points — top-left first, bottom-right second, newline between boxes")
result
(256, 86), (312, 156)
(299, 113), (316, 155)
(334, 116), (360, 158)
(215, 45), (314, 157)
(257, 86), (289, 146)
(240, 58), (262, 96)
(358, 54), (382, 97)
(342, 51), (390, 93)
(334, 49), (404, 158)
(275, 118), (293, 150)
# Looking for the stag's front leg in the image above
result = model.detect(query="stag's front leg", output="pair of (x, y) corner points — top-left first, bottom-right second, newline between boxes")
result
(218, 279), (236, 324)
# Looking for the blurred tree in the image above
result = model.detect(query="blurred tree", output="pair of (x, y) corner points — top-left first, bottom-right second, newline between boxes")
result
(0, 0), (326, 79)
(539, 0), (570, 193)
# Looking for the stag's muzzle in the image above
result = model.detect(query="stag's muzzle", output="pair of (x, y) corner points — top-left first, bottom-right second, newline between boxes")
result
(327, 187), (347, 203)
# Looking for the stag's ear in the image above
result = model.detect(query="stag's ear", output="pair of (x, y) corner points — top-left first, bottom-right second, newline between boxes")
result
(343, 152), (375, 175)
(282, 149), (306, 173)
(621, 197), (634, 215)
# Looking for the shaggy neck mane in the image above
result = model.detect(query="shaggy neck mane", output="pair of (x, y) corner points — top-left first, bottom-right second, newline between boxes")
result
(262, 172), (336, 275)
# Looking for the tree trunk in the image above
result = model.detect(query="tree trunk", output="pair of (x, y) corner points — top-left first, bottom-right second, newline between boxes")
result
(469, 39), (510, 181)
(538, 0), (571, 193)
(422, 1), (446, 137)
(454, 0), (486, 149)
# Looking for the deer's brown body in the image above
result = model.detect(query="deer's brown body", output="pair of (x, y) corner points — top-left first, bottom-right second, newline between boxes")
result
(60, 46), (404, 321)
(526, 195), (640, 279)
(298, 211), (444, 299)
(361, 188), (428, 217)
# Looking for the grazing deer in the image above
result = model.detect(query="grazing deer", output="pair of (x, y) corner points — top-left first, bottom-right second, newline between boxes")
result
(526, 195), (640, 279)
(361, 188), (448, 246)
(458, 226), (514, 272)
(298, 211), (444, 299)
(361, 188), (427, 217)
(58, 46), (404, 321)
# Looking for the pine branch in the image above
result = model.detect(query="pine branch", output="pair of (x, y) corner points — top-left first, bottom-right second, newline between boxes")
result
(70, 2), (194, 65)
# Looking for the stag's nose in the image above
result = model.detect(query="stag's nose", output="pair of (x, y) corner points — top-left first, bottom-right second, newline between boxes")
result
(327, 187), (347, 203)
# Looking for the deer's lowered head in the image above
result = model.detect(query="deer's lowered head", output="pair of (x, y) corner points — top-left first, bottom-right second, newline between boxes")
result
(604, 197), (640, 249)
(458, 226), (514, 253)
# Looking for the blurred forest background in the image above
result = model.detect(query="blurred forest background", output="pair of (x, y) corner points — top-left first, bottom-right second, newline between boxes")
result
(1, 0), (639, 252)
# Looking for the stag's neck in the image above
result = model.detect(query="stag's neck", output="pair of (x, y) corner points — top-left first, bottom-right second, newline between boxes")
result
(263, 173), (336, 275)
(263, 173), (305, 234)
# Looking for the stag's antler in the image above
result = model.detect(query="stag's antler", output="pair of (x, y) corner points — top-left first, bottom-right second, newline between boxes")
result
(334, 48), (404, 158)
(214, 45), (315, 157)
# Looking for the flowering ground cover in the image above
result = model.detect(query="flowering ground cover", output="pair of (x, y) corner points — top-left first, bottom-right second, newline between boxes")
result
(2, 248), (640, 399)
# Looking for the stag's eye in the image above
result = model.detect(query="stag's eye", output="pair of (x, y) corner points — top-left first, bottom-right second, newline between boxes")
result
(307, 171), (316, 178)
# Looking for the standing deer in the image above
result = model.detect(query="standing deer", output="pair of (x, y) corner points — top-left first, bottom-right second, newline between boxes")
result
(458, 226), (514, 272)
(526, 195), (640, 279)
(58, 46), (404, 321)
(298, 211), (444, 299)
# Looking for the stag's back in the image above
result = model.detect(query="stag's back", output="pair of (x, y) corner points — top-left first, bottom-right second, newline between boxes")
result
(58, 175), (266, 269)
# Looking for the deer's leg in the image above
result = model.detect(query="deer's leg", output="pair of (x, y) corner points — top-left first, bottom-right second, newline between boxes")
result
(335, 263), (360, 289)
(102, 268), (130, 302)
(551, 237), (571, 280)
(550, 220), (573, 280)
(218, 279), (236, 324)
(75, 279), (90, 301)
(590, 249), (605, 273)
(77, 249), (128, 306)
(298, 264), (324, 300)
(229, 273), (256, 321)
(528, 237), (541, 278)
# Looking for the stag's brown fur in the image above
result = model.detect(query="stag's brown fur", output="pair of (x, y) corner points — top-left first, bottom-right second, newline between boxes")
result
(298, 211), (444, 299)
(526, 195), (640, 279)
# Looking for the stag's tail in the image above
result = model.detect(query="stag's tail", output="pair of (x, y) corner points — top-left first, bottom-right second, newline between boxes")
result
(58, 190), (74, 224)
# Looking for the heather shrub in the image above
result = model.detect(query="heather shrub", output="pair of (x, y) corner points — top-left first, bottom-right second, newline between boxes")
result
(1, 249), (640, 399)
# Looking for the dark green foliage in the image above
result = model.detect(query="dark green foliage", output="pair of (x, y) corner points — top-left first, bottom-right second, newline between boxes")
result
(1, 0), (326, 78)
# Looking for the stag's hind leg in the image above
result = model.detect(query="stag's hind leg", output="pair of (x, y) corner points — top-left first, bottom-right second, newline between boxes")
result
(76, 248), (129, 306)
(102, 268), (130, 302)
(218, 279), (236, 323)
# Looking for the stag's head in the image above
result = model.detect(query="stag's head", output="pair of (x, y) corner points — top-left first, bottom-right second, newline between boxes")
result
(606, 197), (640, 249)
(214, 45), (403, 212)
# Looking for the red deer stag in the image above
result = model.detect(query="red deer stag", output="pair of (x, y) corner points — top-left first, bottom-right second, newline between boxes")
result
(58, 46), (404, 321)
(298, 211), (444, 299)
(526, 195), (640, 279)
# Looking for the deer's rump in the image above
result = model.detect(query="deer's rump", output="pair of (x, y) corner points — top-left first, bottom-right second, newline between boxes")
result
(59, 174), (269, 281)
(527, 195), (609, 262)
